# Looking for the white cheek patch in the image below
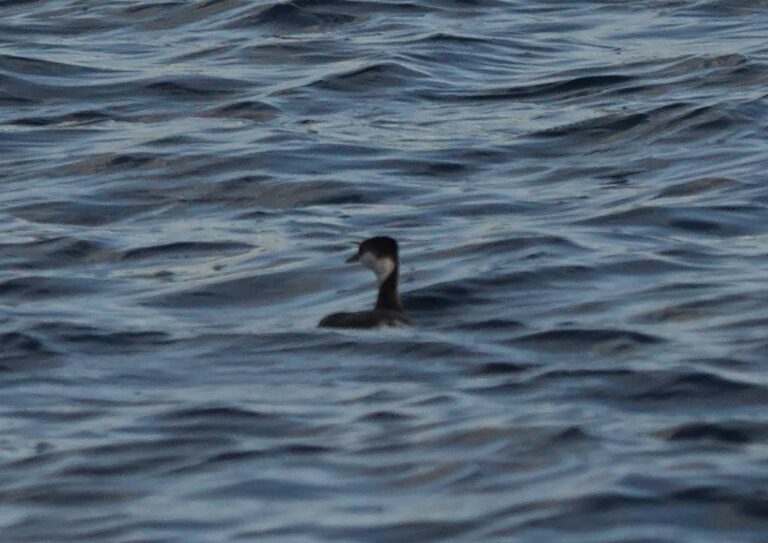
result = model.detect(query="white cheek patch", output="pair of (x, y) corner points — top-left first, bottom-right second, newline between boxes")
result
(373, 257), (395, 283)
(359, 252), (395, 284)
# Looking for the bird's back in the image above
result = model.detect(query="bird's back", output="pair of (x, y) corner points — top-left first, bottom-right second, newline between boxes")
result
(318, 310), (410, 329)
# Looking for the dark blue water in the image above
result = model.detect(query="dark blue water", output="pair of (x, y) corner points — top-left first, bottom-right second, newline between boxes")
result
(2, 1), (768, 541)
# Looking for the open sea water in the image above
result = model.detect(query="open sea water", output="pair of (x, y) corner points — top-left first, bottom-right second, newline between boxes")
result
(2, 1), (768, 542)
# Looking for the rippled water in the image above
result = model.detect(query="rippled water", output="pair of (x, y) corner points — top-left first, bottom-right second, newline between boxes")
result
(2, 1), (768, 541)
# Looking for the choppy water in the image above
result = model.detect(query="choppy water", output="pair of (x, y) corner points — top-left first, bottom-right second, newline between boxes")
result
(2, 1), (768, 541)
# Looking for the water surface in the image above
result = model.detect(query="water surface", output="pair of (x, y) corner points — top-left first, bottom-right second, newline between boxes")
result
(2, 1), (768, 542)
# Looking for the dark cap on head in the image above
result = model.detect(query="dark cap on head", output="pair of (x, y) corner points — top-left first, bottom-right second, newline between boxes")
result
(346, 236), (399, 263)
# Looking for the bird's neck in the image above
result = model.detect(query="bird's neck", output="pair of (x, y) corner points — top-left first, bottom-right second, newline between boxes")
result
(375, 264), (403, 312)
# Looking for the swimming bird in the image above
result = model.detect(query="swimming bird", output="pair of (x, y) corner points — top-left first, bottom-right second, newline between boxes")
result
(319, 236), (411, 328)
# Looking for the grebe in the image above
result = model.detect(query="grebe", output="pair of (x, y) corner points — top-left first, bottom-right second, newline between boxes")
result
(319, 236), (411, 329)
